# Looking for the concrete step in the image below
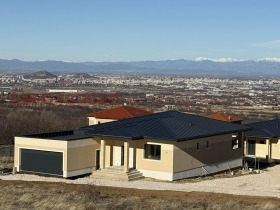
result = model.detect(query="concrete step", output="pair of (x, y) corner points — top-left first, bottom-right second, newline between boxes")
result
(90, 168), (144, 181)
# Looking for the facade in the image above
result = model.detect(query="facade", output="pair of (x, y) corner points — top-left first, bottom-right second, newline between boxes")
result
(14, 111), (248, 180)
(87, 106), (152, 125)
(244, 119), (280, 162)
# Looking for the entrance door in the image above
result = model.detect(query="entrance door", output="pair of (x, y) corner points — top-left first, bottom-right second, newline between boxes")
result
(113, 146), (123, 166)
(248, 140), (256, 155)
(96, 150), (100, 170)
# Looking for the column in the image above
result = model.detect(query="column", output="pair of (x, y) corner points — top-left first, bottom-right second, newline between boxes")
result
(244, 137), (247, 155)
(124, 141), (129, 173)
(266, 139), (271, 160)
(100, 139), (106, 169)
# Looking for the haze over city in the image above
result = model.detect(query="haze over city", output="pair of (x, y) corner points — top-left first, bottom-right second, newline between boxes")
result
(1, 0), (280, 62)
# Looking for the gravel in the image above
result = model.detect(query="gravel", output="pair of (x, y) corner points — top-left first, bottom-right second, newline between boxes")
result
(1, 165), (280, 198)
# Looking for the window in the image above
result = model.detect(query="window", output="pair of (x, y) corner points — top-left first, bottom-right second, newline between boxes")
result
(232, 135), (238, 149)
(144, 144), (161, 160)
(197, 143), (200, 150)
(206, 141), (210, 149)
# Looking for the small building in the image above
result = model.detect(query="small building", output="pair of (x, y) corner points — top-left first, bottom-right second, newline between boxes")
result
(244, 119), (280, 162)
(164, 105), (176, 110)
(14, 111), (249, 180)
(14, 130), (99, 177)
(207, 113), (243, 124)
(87, 106), (152, 125)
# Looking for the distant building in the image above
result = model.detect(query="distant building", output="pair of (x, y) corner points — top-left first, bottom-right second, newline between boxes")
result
(146, 93), (155, 97)
(87, 106), (152, 125)
(164, 105), (176, 110)
(207, 113), (243, 124)
(48, 89), (79, 93)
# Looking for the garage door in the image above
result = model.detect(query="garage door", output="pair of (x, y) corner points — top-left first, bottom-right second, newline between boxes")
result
(20, 149), (63, 176)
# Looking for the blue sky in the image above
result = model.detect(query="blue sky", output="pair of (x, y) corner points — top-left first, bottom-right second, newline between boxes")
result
(0, 0), (279, 62)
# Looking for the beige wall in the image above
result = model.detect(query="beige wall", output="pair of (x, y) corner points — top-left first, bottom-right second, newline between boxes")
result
(173, 133), (243, 173)
(67, 138), (100, 171)
(271, 138), (280, 159)
(135, 139), (174, 173)
(244, 137), (280, 160)
(88, 117), (116, 126)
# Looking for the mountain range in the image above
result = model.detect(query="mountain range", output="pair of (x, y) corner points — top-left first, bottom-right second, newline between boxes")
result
(0, 58), (279, 76)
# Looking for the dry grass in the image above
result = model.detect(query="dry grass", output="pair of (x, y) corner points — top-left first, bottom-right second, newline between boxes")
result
(0, 157), (14, 170)
(0, 180), (279, 210)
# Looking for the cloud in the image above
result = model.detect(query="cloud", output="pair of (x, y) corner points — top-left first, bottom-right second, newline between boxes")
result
(252, 40), (280, 48)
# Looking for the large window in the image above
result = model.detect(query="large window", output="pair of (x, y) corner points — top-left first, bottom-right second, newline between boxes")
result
(144, 144), (161, 160)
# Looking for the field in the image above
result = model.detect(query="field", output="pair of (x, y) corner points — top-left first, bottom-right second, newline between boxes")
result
(0, 180), (279, 210)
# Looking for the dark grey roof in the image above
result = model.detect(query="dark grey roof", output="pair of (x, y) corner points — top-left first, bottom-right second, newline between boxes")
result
(244, 119), (280, 138)
(81, 111), (249, 142)
(23, 129), (91, 141)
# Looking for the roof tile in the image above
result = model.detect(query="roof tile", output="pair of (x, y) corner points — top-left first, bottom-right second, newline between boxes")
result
(207, 113), (242, 123)
(87, 106), (152, 120)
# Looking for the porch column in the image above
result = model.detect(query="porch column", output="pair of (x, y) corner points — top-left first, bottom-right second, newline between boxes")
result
(266, 139), (271, 160)
(124, 141), (129, 173)
(100, 139), (106, 169)
(244, 137), (247, 155)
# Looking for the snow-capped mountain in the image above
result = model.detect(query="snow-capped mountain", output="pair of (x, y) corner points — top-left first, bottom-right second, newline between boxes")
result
(0, 58), (279, 75)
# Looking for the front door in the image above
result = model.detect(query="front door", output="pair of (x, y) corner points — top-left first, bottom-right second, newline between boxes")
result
(113, 146), (124, 166)
(96, 150), (100, 170)
(121, 146), (124, 166)
(248, 140), (256, 155)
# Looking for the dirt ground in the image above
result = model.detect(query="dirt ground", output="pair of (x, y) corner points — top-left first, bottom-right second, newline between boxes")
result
(0, 180), (279, 210)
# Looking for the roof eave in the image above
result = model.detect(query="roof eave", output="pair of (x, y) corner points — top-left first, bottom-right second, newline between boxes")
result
(177, 129), (250, 142)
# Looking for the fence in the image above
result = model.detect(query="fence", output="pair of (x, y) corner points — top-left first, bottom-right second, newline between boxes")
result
(0, 145), (14, 157)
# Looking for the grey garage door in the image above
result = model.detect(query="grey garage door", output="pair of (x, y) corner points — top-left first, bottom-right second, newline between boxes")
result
(20, 149), (63, 176)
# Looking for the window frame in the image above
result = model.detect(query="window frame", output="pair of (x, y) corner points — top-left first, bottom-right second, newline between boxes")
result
(143, 144), (161, 161)
(232, 135), (239, 149)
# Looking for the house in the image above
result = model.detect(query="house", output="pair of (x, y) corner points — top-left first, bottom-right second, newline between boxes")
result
(244, 119), (280, 162)
(207, 113), (243, 124)
(87, 106), (152, 125)
(14, 111), (249, 180)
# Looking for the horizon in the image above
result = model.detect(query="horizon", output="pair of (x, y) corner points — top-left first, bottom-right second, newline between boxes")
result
(1, 1), (280, 62)
(1, 57), (280, 63)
